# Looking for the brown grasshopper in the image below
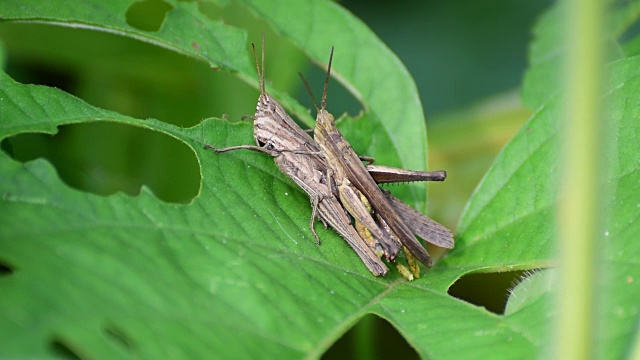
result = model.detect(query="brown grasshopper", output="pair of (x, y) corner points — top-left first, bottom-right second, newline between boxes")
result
(206, 37), (452, 277)
(306, 47), (439, 272)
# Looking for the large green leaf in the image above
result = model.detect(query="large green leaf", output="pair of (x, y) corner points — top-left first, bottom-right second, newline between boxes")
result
(0, 69), (538, 358)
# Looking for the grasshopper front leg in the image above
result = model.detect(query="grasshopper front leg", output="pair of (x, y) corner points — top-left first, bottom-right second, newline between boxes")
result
(204, 144), (279, 157)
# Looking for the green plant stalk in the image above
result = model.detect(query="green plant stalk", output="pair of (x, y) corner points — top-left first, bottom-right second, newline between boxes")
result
(352, 315), (376, 360)
(556, 0), (603, 358)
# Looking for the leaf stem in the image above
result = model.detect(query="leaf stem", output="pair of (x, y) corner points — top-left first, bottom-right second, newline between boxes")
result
(556, 0), (604, 357)
(352, 315), (376, 360)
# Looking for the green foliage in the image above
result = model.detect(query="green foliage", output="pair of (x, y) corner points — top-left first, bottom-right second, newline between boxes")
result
(0, 0), (638, 359)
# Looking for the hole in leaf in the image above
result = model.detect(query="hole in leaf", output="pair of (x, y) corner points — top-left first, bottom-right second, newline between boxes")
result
(197, 1), (221, 20)
(322, 314), (419, 360)
(126, 0), (174, 32)
(448, 269), (536, 314)
(2, 122), (200, 204)
(103, 323), (133, 351)
(50, 338), (82, 360)
(5, 62), (76, 94)
(0, 259), (15, 276)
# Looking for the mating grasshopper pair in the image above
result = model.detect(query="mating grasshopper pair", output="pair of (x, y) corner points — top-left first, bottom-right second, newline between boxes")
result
(205, 37), (453, 279)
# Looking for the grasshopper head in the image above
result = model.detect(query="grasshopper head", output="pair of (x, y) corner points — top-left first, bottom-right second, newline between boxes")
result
(253, 93), (313, 151)
(252, 93), (274, 147)
(317, 109), (335, 128)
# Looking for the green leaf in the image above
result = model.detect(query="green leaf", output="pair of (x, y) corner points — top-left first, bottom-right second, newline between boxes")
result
(0, 68), (533, 358)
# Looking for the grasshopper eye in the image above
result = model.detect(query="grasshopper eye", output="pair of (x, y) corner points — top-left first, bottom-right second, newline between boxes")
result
(265, 142), (275, 151)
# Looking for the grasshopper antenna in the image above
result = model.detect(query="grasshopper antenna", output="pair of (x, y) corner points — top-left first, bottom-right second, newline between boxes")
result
(298, 72), (320, 112)
(261, 33), (265, 94)
(321, 47), (334, 111)
(298, 47), (334, 113)
(251, 33), (265, 95)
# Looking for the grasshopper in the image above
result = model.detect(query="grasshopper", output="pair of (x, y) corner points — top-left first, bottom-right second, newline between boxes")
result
(306, 47), (437, 271)
(206, 37), (452, 277)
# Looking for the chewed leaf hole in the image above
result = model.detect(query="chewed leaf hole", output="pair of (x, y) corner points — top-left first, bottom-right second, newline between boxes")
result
(322, 314), (419, 360)
(126, 0), (174, 32)
(50, 338), (82, 360)
(2, 122), (200, 204)
(0, 259), (15, 276)
(448, 269), (535, 315)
